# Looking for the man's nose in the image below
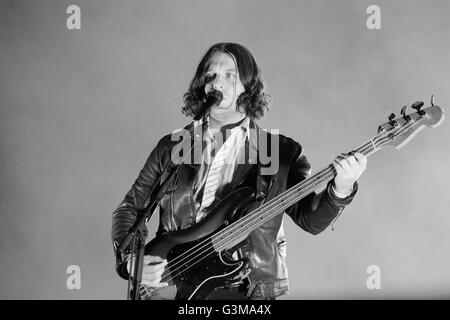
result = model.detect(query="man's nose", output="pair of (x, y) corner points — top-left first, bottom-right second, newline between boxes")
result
(212, 77), (224, 91)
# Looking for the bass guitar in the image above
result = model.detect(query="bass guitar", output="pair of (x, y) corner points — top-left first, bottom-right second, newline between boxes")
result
(137, 99), (444, 300)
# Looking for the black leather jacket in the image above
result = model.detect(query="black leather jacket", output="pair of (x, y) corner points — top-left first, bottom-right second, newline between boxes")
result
(111, 120), (357, 299)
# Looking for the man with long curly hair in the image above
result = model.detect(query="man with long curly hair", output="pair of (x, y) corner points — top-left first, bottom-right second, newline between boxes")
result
(111, 43), (367, 300)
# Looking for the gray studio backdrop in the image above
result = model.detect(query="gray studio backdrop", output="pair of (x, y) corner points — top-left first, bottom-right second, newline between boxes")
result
(0, 0), (449, 299)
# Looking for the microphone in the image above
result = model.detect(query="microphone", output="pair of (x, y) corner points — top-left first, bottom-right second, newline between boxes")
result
(194, 90), (223, 120)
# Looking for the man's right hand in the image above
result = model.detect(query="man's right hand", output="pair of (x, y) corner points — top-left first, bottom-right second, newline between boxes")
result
(127, 255), (169, 288)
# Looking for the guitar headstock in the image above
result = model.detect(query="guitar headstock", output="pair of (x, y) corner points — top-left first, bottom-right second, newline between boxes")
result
(373, 98), (445, 151)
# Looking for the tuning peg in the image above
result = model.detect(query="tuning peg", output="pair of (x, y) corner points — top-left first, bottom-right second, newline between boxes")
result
(388, 113), (396, 122)
(401, 105), (412, 121)
(411, 101), (424, 112)
(400, 106), (407, 117)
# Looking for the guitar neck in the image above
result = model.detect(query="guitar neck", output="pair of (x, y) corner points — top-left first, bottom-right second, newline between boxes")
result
(212, 136), (380, 250)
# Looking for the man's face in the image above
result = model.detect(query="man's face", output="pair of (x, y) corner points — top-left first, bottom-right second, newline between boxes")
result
(204, 52), (245, 123)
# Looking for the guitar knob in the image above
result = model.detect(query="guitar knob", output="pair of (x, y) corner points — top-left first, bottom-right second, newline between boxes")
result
(256, 191), (266, 201)
(411, 101), (424, 112)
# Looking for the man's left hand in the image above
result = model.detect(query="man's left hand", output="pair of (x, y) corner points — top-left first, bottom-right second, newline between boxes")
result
(332, 152), (367, 197)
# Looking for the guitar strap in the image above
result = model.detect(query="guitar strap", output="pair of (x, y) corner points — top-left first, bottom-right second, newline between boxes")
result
(139, 122), (197, 222)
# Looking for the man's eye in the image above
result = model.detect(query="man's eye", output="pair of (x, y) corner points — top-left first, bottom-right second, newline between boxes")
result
(226, 73), (235, 79)
(205, 74), (216, 82)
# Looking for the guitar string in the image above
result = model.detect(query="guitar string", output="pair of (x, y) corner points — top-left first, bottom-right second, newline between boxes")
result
(161, 111), (423, 275)
(194, 141), (375, 253)
(139, 163), (341, 297)
(147, 131), (394, 294)
(209, 119), (419, 251)
(210, 118), (419, 251)
(140, 143), (374, 298)
(144, 140), (377, 296)
(141, 137), (386, 298)
(171, 143), (371, 260)
(151, 120), (394, 277)
(140, 167), (337, 298)
(142, 119), (419, 297)
(144, 117), (424, 299)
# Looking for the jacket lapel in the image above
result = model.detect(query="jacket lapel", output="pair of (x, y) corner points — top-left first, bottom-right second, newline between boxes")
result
(230, 120), (274, 201)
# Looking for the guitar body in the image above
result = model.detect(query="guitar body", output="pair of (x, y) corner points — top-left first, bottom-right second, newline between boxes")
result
(140, 187), (256, 300)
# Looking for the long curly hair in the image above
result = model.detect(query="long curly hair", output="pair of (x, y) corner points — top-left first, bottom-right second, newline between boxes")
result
(182, 43), (271, 120)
